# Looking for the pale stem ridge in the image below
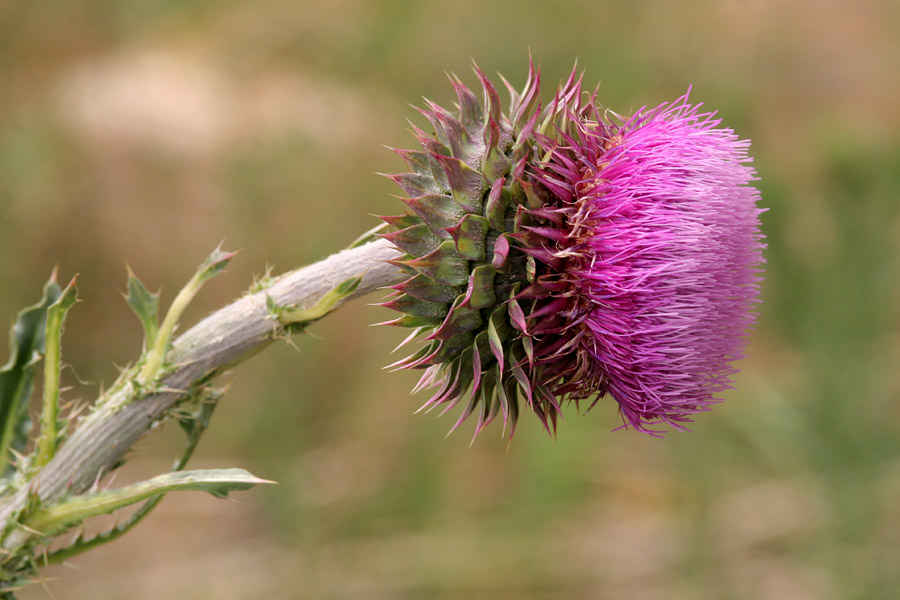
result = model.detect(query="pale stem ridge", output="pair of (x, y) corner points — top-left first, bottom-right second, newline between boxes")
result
(0, 239), (403, 552)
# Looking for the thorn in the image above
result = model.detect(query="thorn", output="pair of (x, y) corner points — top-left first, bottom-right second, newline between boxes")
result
(90, 467), (106, 493)
(391, 328), (423, 354)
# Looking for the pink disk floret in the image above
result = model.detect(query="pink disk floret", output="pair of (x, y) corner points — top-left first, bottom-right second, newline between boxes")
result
(536, 94), (765, 434)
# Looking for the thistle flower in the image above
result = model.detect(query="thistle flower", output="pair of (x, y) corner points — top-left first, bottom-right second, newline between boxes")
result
(380, 64), (764, 437)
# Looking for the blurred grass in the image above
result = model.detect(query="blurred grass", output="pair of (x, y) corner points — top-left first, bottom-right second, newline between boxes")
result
(1, 0), (899, 598)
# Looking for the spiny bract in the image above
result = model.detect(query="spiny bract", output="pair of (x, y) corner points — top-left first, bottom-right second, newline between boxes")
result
(379, 63), (764, 438)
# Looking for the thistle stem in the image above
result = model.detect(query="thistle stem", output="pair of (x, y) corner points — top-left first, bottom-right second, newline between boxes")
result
(0, 239), (403, 554)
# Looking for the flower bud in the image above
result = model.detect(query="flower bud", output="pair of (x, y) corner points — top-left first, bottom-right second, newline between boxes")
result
(380, 63), (764, 438)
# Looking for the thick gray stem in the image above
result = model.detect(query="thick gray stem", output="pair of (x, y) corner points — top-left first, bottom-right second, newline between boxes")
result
(0, 239), (404, 552)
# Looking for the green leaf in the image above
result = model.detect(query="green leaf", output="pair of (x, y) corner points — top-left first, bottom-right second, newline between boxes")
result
(276, 275), (363, 326)
(173, 386), (223, 471)
(25, 468), (273, 537)
(48, 387), (226, 564)
(138, 247), (237, 385)
(34, 277), (78, 469)
(123, 267), (159, 351)
(196, 246), (238, 286)
(0, 274), (62, 477)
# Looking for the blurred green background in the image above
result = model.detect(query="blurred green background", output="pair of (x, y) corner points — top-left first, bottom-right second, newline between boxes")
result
(2, 0), (899, 598)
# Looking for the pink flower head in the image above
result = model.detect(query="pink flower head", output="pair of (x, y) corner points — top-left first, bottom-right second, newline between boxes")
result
(381, 65), (764, 437)
(526, 92), (766, 433)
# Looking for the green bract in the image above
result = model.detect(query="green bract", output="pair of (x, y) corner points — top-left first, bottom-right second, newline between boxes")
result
(380, 63), (590, 437)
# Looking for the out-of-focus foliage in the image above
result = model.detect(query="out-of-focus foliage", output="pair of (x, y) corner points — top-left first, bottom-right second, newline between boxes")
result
(1, 0), (898, 598)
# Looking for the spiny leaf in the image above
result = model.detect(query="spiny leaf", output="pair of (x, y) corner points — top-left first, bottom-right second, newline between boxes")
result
(48, 386), (225, 565)
(196, 247), (238, 286)
(174, 387), (222, 467)
(138, 247), (237, 385)
(25, 468), (274, 537)
(124, 267), (159, 351)
(0, 274), (61, 477)
(276, 275), (363, 326)
(34, 276), (78, 469)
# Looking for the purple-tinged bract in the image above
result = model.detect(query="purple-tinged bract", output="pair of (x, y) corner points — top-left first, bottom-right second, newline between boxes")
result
(380, 64), (764, 438)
